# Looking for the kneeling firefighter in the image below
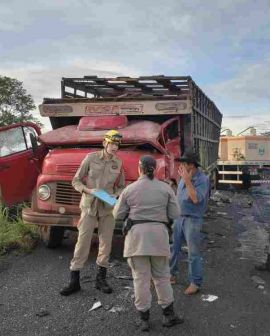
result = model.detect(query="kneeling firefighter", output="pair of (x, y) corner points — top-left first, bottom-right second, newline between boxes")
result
(113, 155), (184, 332)
(60, 130), (125, 296)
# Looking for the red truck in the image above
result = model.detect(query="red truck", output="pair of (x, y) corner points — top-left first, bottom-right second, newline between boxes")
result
(0, 76), (222, 247)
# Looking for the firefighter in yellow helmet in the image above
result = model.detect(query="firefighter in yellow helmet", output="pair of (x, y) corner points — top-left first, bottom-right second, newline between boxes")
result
(104, 129), (123, 145)
(60, 130), (125, 296)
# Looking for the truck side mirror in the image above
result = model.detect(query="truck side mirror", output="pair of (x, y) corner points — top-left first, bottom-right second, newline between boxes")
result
(30, 133), (38, 154)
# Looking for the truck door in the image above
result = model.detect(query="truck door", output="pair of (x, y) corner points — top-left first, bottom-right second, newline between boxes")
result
(0, 123), (47, 206)
(161, 117), (181, 159)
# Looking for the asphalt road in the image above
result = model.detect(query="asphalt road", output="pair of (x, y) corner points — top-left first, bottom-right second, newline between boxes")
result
(1, 188), (270, 336)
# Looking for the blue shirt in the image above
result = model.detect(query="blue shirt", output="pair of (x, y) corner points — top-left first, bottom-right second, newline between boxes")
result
(177, 169), (209, 218)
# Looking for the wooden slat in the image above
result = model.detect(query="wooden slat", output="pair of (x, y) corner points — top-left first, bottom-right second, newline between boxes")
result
(219, 171), (243, 174)
(218, 180), (242, 184)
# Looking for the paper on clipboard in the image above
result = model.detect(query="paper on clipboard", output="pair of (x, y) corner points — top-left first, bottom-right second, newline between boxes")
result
(91, 189), (117, 207)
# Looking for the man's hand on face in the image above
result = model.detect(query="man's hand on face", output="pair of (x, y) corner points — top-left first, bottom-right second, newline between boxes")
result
(178, 164), (191, 184)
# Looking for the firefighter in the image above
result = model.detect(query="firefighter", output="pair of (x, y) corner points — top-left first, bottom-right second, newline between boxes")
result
(113, 155), (184, 332)
(60, 130), (125, 296)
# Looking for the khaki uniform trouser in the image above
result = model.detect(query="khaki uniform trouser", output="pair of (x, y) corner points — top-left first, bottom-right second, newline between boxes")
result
(70, 209), (115, 271)
(127, 256), (174, 312)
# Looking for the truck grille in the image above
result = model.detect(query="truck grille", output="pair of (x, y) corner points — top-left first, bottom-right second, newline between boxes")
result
(55, 181), (81, 206)
(56, 165), (79, 175)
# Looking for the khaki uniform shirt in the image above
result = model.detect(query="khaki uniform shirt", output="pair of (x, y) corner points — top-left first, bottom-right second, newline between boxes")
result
(113, 176), (180, 258)
(72, 150), (125, 217)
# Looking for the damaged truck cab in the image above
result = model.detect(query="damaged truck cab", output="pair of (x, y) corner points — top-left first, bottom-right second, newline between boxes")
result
(0, 76), (222, 248)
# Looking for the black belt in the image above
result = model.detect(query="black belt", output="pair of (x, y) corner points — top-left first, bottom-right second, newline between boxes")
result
(131, 219), (169, 225)
(122, 218), (172, 241)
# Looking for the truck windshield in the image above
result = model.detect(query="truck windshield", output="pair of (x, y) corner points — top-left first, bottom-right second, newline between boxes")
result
(47, 142), (161, 154)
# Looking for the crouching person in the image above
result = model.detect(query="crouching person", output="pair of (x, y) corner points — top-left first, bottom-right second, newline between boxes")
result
(113, 155), (184, 332)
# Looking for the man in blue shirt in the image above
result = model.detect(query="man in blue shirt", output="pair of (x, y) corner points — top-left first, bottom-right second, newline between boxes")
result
(170, 149), (209, 295)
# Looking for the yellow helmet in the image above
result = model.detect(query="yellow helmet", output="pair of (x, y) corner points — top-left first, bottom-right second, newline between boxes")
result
(104, 130), (122, 144)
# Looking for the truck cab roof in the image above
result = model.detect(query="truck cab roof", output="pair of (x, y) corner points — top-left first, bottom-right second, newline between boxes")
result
(39, 119), (162, 148)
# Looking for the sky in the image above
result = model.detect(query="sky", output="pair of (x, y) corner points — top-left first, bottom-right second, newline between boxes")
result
(1, 0), (270, 135)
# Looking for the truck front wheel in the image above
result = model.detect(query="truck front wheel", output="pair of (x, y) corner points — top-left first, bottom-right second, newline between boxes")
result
(39, 226), (65, 248)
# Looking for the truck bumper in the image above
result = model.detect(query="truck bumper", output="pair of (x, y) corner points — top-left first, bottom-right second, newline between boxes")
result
(22, 208), (123, 234)
(22, 207), (78, 227)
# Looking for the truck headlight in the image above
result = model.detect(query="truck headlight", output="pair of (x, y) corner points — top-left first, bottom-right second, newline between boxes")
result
(38, 184), (51, 200)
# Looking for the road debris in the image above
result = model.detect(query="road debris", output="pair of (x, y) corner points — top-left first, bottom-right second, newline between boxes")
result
(124, 286), (133, 290)
(124, 285), (134, 297)
(109, 261), (121, 268)
(89, 301), (102, 312)
(216, 212), (228, 216)
(182, 246), (188, 253)
(104, 304), (114, 311)
(36, 309), (50, 317)
(114, 275), (133, 280)
(251, 275), (265, 286)
(109, 306), (125, 313)
(201, 294), (218, 302)
(210, 191), (232, 204)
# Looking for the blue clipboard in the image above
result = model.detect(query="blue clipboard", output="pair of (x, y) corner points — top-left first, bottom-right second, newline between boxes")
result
(91, 189), (117, 207)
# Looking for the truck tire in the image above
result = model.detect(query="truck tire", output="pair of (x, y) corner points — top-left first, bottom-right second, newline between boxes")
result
(31, 189), (65, 248)
(39, 226), (65, 249)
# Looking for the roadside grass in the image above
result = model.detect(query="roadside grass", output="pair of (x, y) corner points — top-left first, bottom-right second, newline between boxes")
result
(0, 204), (39, 255)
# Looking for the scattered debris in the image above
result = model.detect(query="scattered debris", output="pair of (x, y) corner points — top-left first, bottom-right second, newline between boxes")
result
(210, 191), (232, 204)
(251, 275), (265, 286)
(215, 232), (226, 237)
(182, 246), (188, 253)
(36, 309), (50, 317)
(109, 306), (125, 313)
(114, 275), (133, 280)
(124, 286), (134, 297)
(216, 212), (228, 216)
(109, 261), (121, 268)
(124, 286), (133, 290)
(201, 294), (218, 302)
(89, 301), (102, 312)
(104, 304), (114, 311)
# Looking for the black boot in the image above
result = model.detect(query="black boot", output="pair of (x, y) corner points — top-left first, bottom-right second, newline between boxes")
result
(162, 303), (184, 328)
(138, 310), (150, 332)
(95, 266), (112, 294)
(60, 270), (81, 296)
(255, 254), (270, 272)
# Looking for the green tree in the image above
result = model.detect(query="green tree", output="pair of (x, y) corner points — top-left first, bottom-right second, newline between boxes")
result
(0, 76), (42, 127)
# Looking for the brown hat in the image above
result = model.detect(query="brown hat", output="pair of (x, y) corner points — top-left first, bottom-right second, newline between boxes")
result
(177, 149), (201, 166)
